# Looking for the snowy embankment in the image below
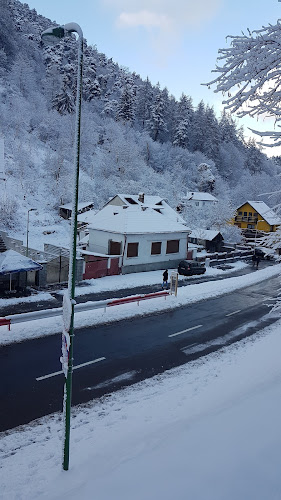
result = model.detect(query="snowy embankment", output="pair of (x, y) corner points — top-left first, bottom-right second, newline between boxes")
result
(1, 316), (281, 499)
(1, 263), (280, 346)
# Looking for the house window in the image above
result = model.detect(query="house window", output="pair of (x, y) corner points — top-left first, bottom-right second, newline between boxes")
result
(238, 211), (242, 215)
(151, 242), (162, 255)
(109, 240), (121, 255)
(253, 212), (258, 217)
(166, 240), (179, 254)
(127, 242), (139, 257)
(249, 212), (252, 217)
(244, 212), (247, 216)
(195, 201), (199, 206)
(247, 224), (255, 229)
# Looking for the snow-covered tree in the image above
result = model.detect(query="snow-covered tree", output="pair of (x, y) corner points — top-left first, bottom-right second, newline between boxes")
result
(52, 73), (75, 114)
(147, 85), (168, 142)
(173, 93), (193, 149)
(116, 83), (136, 123)
(244, 138), (263, 174)
(190, 100), (206, 152)
(198, 163), (215, 192)
(206, 20), (281, 147)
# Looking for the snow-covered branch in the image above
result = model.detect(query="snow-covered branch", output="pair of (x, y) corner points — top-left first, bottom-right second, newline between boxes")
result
(205, 21), (281, 140)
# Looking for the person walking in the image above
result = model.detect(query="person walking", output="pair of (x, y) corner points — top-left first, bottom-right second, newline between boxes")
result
(256, 256), (260, 269)
(162, 269), (168, 289)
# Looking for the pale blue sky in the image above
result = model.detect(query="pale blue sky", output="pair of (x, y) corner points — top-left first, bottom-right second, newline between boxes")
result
(25, 0), (281, 153)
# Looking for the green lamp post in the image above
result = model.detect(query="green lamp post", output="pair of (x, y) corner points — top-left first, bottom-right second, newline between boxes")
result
(41, 22), (83, 471)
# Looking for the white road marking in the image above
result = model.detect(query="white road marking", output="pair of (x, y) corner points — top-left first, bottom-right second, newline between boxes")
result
(181, 342), (198, 351)
(225, 309), (241, 317)
(36, 357), (106, 381)
(168, 325), (203, 338)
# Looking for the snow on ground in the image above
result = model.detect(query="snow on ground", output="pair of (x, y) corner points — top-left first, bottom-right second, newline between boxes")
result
(0, 291), (55, 310)
(1, 316), (281, 500)
(0, 260), (247, 311)
(1, 262), (280, 346)
(74, 260), (248, 295)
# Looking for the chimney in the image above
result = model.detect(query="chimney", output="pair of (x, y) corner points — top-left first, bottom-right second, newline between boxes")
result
(138, 192), (144, 203)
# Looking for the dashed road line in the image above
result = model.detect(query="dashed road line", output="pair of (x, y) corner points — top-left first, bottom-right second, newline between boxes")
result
(225, 309), (241, 317)
(168, 325), (203, 338)
(36, 357), (106, 381)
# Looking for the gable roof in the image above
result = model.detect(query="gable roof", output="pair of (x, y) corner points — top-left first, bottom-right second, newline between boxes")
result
(77, 209), (98, 224)
(0, 250), (43, 275)
(88, 205), (190, 235)
(59, 201), (94, 211)
(105, 194), (186, 224)
(184, 192), (218, 202)
(189, 229), (222, 241)
(240, 201), (281, 226)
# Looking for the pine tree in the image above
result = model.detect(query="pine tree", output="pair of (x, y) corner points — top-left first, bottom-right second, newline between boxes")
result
(244, 138), (263, 174)
(52, 73), (75, 114)
(173, 93), (193, 149)
(147, 86), (168, 142)
(116, 83), (135, 123)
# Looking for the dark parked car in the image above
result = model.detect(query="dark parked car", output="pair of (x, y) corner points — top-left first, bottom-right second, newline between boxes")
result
(178, 260), (206, 276)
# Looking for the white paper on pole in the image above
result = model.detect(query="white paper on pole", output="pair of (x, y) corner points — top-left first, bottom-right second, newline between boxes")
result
(62, 290), (72, 332)
(60, 329), (70, 378)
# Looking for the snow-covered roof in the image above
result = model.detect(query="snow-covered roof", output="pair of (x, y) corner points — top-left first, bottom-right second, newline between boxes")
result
(59, 201), (94, 211)
(88, 205), (190, 235)
(245, 201), (281, 226)
(0, 250), (43, 275)
(105, 194), (186, 224)
(189, 229), (222, 241)
(184, 192), (218, 202)
(77, 209), (98, 224)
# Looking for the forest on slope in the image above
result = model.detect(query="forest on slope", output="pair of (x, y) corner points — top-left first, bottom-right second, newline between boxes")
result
(0, 0), (281, 240)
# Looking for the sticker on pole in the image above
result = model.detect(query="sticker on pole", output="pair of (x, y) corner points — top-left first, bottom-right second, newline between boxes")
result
(60, 329), (70, 378)
(60, 291), (72, 378)
(62, 290), (72, 332)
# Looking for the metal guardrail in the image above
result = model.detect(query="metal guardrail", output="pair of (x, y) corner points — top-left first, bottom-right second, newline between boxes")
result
(3, 290), (170, 327)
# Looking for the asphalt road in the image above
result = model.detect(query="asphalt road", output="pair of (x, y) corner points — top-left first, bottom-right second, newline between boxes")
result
(0, 274), (279, 431)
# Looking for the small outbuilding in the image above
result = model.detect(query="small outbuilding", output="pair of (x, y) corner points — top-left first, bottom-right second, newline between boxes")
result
(59, 201), (94, 220)
(0, 249), (43, 294)
(188, 229), (224, 253)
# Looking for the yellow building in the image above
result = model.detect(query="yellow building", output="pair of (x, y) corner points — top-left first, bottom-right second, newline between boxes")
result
(232, 201), (281, 232)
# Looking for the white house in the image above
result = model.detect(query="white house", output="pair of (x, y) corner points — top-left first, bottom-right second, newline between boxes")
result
(85, 203), (190, 275)
(182, 191), (218, 209)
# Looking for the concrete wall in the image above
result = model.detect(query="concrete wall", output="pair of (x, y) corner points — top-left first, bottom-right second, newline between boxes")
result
(122, 258), (182, 274)
(89, 229), (124, 255)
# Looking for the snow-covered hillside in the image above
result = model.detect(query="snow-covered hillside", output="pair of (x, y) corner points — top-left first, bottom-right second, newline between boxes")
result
(1, 0), (281, 245)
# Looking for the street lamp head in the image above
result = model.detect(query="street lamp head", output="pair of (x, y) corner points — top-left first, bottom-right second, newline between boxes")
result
(41, 26), (66, 44)
(41, 23), (83, 44)
(28, 208), (37, 212)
